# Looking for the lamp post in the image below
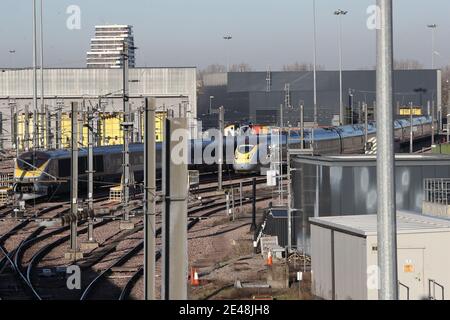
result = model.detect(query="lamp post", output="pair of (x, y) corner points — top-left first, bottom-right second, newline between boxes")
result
(223, 35), (232, 72)
(209, 96), (215, 115)
(334, 9), (348, 125)
(32, 0), (38, 149)
(312, 0), (318, 126)
(427, 24), (437, 69)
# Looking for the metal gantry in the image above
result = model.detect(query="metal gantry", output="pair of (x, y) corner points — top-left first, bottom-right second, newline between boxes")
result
(122, 42), (133, 223)
(86, 101), (96, 243)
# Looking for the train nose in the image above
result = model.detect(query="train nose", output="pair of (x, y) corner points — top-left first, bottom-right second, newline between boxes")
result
(233, 163), (257, 173)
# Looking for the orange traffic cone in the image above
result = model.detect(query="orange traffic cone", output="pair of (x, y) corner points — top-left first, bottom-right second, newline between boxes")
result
(192, 269), (200, 286)
(190, 267), (195, 285)
(266, 250), (273, 266)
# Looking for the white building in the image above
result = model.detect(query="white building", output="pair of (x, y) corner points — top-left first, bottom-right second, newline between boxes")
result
(0, 67), (198, 149)
(310, 212), (450, 300)
(87, 25), (135, 69)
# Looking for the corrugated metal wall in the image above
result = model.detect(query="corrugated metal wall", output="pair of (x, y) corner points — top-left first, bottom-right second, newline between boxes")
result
(0, 68), (196, 99)
(0, 68), (197, 149)
(225, 70), (440, 125)
(292, 155), (450, 251)
(311, 225), (333, 300)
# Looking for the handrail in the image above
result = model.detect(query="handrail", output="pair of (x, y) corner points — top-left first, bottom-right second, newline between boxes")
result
(429, 279), (445, 300)
(398, 281), (410, 300)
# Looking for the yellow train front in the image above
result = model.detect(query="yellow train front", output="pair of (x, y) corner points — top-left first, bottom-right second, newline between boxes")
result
(14, 151), (54, 200)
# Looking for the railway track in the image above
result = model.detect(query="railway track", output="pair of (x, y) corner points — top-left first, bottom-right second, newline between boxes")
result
(84, 191), (272, 301)
(0, 203), (69, 299)
(0, 173), (270, 300)
(118, 194), (271, 300)
(17, 199), (145, 300)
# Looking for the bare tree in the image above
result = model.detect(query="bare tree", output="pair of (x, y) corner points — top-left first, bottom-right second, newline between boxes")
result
(229, 63), (253, 72)
(201, 64), (227, 74)
(394, 59), (424, 70)
(282, 62), (325, 71)
(442, 65), (450, 109)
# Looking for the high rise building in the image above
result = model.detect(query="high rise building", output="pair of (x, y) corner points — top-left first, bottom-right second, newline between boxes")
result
(86, 25), (135, 69)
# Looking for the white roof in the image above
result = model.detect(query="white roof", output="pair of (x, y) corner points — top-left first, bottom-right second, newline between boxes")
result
(310, 211), (450, 236)
(95, 25), (131, 28)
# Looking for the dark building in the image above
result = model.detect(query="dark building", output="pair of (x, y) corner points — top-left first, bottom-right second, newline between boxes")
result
(198, 70), (441, 128)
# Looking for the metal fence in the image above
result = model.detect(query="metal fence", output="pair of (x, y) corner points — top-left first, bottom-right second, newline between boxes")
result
(423, 178), (450, 205)
(0, 173), (13, 188)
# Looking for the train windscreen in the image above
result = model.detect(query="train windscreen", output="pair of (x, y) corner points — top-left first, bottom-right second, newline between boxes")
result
(238, 145), (254, 154)
(17, 152), (50, 171)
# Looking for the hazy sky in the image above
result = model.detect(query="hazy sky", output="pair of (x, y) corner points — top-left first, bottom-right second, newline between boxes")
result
(1, 0), (449, 70)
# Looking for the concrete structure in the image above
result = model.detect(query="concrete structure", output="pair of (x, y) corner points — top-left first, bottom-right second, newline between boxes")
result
(198, 70), (441, 127)
(0, 67), (197, 149)
(310, 211), (450, 300)
(87, 25), (135, 68)
(290, 154), (450, 253)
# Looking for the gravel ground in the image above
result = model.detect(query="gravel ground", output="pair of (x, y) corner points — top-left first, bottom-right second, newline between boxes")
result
(2, 178), (283, 300)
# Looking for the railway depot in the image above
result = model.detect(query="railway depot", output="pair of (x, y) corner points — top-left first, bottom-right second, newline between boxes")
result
(2, 0), (450, 308)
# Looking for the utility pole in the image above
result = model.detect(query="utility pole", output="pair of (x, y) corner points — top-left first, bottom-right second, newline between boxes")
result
(32, 0), (39, 150)
(162, 117), (189, 300)
(312, 0), (318, 126)
(447, 114), (450, 143)
(427, 24), (437, 69)
(218, 106), (224, 191)
(45, 105), (51, 149)
(55, 104), (62, 149)
(300, 103), (304, 149)
(334, 9), (348, 125)
(66, 102), (83, 260)
(9, 100), (17, 150)
(430, 101), (435, 146)
(376, 0), (398, 300)
(24, 105), (30, 151)
(121, 42), (133, 228)
(136, 107), (143, 143)
(97, 96), (103, 147)
(279, 104), (284, 204)
(39, 0), (45, 149)
(144, 98), (156, 300)
(364, 103), (369, 152)
(81, 101), (98, 249)
(410, 102), (414, 154)
(251, 177), (257, 231)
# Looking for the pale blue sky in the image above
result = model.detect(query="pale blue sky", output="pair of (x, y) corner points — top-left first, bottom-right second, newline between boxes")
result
(0, 0), (449, 70)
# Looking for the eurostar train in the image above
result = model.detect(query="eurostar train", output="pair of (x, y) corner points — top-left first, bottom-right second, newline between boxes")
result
(233, 116), (434, 173)
(14, 138), (238, 200)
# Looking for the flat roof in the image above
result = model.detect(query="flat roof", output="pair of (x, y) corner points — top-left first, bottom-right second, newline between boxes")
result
(310, 211), (450, 236)
(293, 154), (450, 167)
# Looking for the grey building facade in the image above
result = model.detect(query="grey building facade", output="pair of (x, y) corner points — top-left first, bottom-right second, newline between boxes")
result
(199, 70), (441, 127)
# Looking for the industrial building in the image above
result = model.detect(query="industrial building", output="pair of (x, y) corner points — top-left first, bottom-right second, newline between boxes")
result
(289, 154), (450, 254)
(310, 212), (450, 300)
(86, 25), (136, 69)
(199, 70), (442, 127)
(0, 67), (197, 150)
